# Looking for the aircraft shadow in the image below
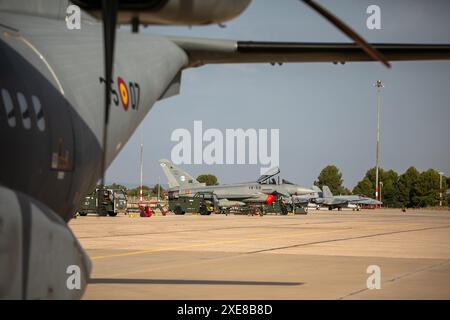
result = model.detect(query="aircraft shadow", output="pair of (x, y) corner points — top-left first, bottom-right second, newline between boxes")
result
(89, 278), (303, 286)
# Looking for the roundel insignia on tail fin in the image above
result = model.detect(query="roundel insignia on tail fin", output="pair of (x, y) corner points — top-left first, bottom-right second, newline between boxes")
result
(117, 77), (129, 110)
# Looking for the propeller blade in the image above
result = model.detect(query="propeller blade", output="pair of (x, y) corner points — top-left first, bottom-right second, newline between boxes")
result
(301, 0), (391, 68)
(100, 0), (118, 187)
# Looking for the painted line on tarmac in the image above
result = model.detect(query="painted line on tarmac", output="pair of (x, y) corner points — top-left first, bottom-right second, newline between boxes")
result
(90, 228), (348, 261)
(337, 259), (450, 300)
(245, 225), (450, 254)
(90, 224), (449, 260)
(77, 220), (346, 239)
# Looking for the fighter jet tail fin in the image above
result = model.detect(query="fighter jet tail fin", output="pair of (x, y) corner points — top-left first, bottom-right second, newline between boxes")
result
(322, 185), (334, 198)
(159, 159), (202, 188)
(312, 185), (322, 197)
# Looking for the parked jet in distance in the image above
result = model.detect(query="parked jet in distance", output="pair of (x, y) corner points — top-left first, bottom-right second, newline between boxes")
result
(289, 185), (321, 209)
(314, 186), (382, 211)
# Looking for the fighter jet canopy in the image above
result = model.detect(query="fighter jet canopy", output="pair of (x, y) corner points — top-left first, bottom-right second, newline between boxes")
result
(257, 167), (280, 184)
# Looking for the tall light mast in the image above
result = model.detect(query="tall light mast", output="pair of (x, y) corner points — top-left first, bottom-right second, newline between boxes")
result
(374, 80), (384, 208)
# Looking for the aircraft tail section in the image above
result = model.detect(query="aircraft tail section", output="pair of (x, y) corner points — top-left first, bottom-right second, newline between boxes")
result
(312, 185), (322, 198)
(159, 159), (202, 188)
(322, 185), (334, 198)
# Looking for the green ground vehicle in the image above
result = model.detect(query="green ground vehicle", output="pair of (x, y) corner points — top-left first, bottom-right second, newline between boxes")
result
(266, 197), (308, 215)
(168, 191), (218, 215)
(266, 198), (289, 215)
(78, 188), (127, 216)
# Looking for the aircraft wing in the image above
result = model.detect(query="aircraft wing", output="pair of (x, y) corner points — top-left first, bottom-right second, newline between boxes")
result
(323, 198), (349, 206)
(351, 198), (383, 205)
(292, 196), (311, 205)
(169, 37), (450, 67)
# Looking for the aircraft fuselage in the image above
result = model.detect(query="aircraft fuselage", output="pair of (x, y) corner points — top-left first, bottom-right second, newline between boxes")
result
(0, 12), (187, 221)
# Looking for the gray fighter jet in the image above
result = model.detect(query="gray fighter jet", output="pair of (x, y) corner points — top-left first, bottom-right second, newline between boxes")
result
(1, 0), (450, 299)
(314, 186), (382, 211)
(290, 185), (321, 208)
(159, 159), (315, 205)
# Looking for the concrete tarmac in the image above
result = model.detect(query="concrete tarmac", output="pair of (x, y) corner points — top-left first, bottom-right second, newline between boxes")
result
(69, 209), (450, 299)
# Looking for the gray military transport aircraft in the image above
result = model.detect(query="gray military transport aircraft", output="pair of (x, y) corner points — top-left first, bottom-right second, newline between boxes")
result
(159, 159), (314, 205)
(1, 0), (450, 299)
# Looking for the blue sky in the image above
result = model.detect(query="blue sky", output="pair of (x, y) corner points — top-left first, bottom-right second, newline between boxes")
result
(106, 0), (450, 189)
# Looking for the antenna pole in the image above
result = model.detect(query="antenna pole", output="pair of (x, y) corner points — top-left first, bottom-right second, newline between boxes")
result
(374, 80), (384, 209)
(139, 129), (144, 205)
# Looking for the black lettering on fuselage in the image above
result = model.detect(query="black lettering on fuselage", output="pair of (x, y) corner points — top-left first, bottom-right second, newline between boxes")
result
(99, 77), (140, 110)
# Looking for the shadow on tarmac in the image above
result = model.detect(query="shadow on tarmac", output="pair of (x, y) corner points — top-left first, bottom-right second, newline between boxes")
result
(89, 278), (303, 286)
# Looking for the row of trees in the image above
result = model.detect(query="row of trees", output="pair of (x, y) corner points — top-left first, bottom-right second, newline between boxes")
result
(128, 184), (165, 199)
(105, 165), (448, 208)
(315, 165), (448, 208)
(102, 183), (166, 199)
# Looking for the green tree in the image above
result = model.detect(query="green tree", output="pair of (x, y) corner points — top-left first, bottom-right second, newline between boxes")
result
(412, 169), (441, 207)
(106, 183), (128, 191)
(151, 184), (165, 199)
(197, 174), (219, 186)
(352, 167), (400, 207)
(314, 165), (344, 195)
(397, 167), (420, 207)
(353, 177), (374, 197)
(446, 177), (450, 206)
(340, 187), (352, 195)
(127, 185), (151, 197)
(380, 169), (400, 207)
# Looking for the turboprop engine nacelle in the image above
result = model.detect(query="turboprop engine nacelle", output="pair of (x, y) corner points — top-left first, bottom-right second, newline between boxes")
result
(72, 0), (252, 25)
(0, 185), (91, 299)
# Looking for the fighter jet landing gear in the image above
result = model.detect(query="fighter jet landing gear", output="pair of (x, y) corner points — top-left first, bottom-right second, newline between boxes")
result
(247, 206), (264, 217)
(280, 204), (289, 216)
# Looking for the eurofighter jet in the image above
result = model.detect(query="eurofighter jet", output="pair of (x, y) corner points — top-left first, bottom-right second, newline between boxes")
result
(159, 159), (315, 205)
